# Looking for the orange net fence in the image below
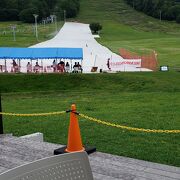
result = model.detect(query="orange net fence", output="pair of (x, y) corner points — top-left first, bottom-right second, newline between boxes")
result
(119, 49), (158, 71)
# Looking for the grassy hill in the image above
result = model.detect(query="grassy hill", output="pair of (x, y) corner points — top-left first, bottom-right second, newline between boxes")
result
(1, 73), (180, 166)
(0, 0), (179, 67)
(0, 21), (63, 47)
(76, 0), (180, 67)
(1, 72), (180, 93)
(0, 0), (180, 167)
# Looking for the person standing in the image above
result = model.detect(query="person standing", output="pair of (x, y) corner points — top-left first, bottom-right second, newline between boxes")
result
(65, 62), (70, 73)
(77, 62), (82, 73)
(60, 60), (65, 73)
(52, 60), (57, 72)
(12, 60), (18, 72)
(73, 62), (78, 73)
(27, 62), (32, 73)
(107, 58), (111, 70)
(34, 61), (40, 73)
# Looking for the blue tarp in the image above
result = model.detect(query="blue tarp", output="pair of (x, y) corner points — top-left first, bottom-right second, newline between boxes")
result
(0, 47), (83, 60)
(31, 48), (57, 59)
(0, 48), (12, 58)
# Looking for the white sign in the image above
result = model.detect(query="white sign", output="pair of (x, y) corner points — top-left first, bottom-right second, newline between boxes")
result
(109, 59), (141, 71)
(160, 66), (169, 71)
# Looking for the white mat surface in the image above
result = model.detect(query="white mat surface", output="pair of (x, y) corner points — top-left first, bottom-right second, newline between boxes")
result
(31, 22), (151, 72)
(2, 22), (151, 73)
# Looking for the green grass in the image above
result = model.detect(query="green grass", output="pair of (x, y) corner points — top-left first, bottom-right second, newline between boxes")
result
(1, 73), (180, 166)
(75, 0), (180, 67)
(0, 72), (180, 93)
(0, 0), (180, 66)
(0, 0), (180, 167)
(0, 21), (64, 47)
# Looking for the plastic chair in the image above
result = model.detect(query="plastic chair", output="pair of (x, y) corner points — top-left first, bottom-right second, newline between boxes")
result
(0, 152), (94, 180)
(45, 66), (52, 73)
(0, 65), (5, 72)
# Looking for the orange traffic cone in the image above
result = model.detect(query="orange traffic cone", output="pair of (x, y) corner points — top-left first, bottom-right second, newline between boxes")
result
(54, 104), (96, 155)
(65, 104), (84, 152)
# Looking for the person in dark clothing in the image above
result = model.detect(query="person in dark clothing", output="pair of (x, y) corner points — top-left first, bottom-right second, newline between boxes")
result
(65, 62), (70, 73)
(77, 62), (82, 73)
(73, 62), (78, 73)
(107, 58), (111, 70)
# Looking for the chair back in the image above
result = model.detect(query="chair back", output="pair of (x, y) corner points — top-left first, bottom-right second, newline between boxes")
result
(0, 152), (94, 180)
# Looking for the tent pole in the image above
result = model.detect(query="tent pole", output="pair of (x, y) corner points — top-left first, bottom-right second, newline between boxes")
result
(71, 60), (72, 72)
(31, 59), (32, 73)
(81, 59), (83, 73)
(19, 59), (21, 72)
(41, 59), (43, 73)
(94, 55), (97, 67)
(5, 59), (7, 73)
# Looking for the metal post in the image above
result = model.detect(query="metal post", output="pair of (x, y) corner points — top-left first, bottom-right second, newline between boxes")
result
(94, 55), (97, 67)
(0, 94), (4, 134)
(33, 14), (39, 41)
(50, 15), (54, 23)
(11, 25), (16, 41)
(18, 59), (21, 72)
(5, 59), (7, 73)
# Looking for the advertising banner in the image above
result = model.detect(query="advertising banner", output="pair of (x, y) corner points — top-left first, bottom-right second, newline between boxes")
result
(110, 59), (141, 71)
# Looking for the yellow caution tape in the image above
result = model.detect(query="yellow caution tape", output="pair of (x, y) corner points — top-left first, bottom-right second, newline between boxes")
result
(0, 111), (66, 117)
(79, 113), (180, 134)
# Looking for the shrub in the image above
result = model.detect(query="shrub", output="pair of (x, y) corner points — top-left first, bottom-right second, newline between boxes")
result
(0, 9), (18, 21)
(19, 8), (38, 23)
(89, 23), (102, 34)
(0, 9), (7, 21)
(7, 9), (19, 20)
(60, 0), (79, 18)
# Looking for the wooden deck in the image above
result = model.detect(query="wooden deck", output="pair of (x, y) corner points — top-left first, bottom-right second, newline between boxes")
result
(0, 135), (180, 180)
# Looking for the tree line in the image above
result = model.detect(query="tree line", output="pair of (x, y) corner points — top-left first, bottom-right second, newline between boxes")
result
(125, 0), (180, 23)
(0, 0), (80, 23)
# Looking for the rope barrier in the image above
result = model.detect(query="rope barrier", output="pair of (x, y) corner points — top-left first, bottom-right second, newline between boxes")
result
(79, 113), (180, 134)
(0, 110), (179, 134)
(0, 111), (66, 117)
